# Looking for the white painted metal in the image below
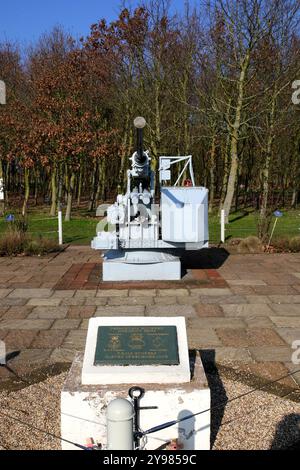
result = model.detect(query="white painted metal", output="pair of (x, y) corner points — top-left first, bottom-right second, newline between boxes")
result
(159, 155), (195, 186)
(106, 398), (134, 450)
(102, 250), (181, 280)
(103, 256), (181, 281)
(221, 209), (225, 243)
(161, 187), (209, 243)
(174, 159), (190, 186)
(58, 210), (63, 245)
(95, 203), (109, 217)
(133, 116), (146, 128)
(91, 118), (209, 280)
(104, 250), (178, 264)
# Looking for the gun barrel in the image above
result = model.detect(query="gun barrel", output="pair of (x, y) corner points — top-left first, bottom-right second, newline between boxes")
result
(133, 116), (147, 166)
(136, 128), (146, 165)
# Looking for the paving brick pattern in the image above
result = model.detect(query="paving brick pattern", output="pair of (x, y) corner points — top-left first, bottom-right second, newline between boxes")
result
(54, 263), (228, 290)
(1, 248), (300, 387)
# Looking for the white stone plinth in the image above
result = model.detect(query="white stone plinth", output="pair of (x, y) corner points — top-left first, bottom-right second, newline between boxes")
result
(103, 250), (181, 281)
(61, 352), (210, 450)
(82, 317), (190, 385)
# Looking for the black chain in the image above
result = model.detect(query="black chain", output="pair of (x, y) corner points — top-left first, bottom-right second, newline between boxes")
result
(137, 367), (300, 438)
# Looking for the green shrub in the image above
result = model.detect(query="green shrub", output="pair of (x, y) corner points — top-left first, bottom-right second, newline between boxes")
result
(0, 227), (61, 257)
(39, 237), (61, 254)
(23, 239), (41, 255)
(7, 216), (28, 234)
(269, 236), (300, 252)
(0, 211), (62, 256)
(24, 237), (61, 255)
(288, 236), (300, 252)
(0, 231), (26, 256)
(271, 237), (290, 252)
(237, 236), (263, 253)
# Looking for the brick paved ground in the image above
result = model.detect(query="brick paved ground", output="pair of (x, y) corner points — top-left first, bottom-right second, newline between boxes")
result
(1, 246), (300, 389)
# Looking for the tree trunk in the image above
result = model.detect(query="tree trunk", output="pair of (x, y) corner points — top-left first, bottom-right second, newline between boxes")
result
(222, 53), (250, 222)
(219, 141), (229, 213)
(65, 171), (75, 221)
(208, 133), (216, 213)
(235, 169), (240, 213)
(243, 172), (249, 208)
(5, 161), (9, 205)
(219, 100), (232, 214)
(291, 189), (298, 208)
(258, 90), (276, 239)
(122, 128), (133, 189)
(150, 81), (161, 196)
(64, 168), (69, 204)
(22, 167), (30, 217)
(118, 116), (130, 192)
(100, 158), (107, 201)
(77, 165), (83, 207)
(88, 161), (98, 211)
(95, 171), (101, 204)
(34, 168), (39, 206)
(223, 148), (239, 223)
(291, 133), (300, 208)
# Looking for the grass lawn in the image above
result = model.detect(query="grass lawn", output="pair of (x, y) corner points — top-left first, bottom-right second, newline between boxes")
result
(209, 209), (300, 243)
(0, 206), (98, 245)
(0, 206), (300, 245)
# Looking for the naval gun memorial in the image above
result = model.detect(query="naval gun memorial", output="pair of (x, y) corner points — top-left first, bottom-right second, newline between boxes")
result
(61, 117), (211, 450)
(91, 116), (209, 281)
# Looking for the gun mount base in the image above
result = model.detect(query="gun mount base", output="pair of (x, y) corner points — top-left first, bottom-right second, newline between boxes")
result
(102, 250), (181, 281)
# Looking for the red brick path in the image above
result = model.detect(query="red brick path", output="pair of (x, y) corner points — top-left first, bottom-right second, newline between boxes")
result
(54, 262), (228, 290)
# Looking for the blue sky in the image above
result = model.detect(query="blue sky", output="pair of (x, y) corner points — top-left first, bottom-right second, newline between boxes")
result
(0, 0), (187, 48)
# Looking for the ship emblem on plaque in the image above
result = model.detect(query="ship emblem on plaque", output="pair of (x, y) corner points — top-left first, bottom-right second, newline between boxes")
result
(128, 333), (145, 350)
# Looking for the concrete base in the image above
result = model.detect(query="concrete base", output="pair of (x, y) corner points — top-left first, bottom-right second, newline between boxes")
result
(61, 352), (210, 450)
(103, 250), (181, 281)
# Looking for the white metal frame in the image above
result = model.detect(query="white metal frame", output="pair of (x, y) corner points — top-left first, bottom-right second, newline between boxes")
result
(158, 155), (195, 187)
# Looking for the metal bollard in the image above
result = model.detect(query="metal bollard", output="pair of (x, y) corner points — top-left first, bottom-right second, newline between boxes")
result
(58, 210), (63, 245)
(220, 209), (225, 243)
(106, 398), (134, 450)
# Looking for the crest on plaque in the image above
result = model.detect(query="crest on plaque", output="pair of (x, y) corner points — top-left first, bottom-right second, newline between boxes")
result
(108, 335), (121, 350)
(128, 334), (145, 350)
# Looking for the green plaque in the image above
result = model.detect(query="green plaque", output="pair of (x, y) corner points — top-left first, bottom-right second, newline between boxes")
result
(94, 325), (179, 366)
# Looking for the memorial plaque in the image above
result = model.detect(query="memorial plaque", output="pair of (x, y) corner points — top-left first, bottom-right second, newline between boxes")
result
(94, 325), (179, 366)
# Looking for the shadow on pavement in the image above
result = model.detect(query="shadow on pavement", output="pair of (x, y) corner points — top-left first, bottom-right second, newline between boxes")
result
(181, 248), (230, 270)
(270, 413), (300, 450)
(200, 349), (228, 448)
(0, 350), (70, 392)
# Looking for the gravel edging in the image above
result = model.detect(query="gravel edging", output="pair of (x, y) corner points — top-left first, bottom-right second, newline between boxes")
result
(0, 363), (299, 450)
